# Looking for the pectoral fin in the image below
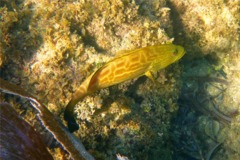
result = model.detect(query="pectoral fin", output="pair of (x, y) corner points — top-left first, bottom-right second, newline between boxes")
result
(145, 71), (156, 84)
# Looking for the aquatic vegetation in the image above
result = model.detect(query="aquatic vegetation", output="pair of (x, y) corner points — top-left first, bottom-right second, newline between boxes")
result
(182, 76), (232, 124)
(64, 44), (185, 132)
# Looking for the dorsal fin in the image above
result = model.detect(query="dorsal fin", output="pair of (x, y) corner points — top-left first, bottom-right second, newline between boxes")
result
(114, 49), (132, 58)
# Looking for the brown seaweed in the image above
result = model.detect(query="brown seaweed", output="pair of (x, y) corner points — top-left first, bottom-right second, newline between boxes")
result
(0, 102), (53, 160)
(0, 78), (94, 160)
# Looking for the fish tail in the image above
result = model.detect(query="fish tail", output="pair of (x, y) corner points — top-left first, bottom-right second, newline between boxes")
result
(64, 100), (80, 132)
(64, 86), (88, 132)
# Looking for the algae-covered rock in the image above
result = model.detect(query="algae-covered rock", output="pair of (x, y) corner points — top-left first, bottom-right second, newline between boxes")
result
(1, 0), (239, 159)
(169, 0), (240, 159)
(0, 0), (179, 159)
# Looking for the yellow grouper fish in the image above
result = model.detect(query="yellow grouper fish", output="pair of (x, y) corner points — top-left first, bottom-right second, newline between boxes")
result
(64, 44), (185, 132)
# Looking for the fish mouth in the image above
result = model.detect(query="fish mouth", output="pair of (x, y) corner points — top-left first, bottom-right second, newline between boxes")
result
(179, 46), (186, 59)
(175, 47), (185, 62)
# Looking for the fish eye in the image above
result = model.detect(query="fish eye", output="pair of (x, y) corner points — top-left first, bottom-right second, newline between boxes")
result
(173, 48), (178, 56)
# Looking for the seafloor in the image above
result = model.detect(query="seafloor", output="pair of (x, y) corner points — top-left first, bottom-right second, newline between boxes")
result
(0, 0), (239, 159)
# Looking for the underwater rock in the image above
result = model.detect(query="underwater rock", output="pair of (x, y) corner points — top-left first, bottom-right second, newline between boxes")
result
(0, 102), (53, 160)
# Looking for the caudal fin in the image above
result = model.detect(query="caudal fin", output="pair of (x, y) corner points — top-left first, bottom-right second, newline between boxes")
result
(64, 101), (79, 132)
